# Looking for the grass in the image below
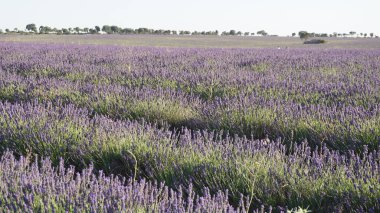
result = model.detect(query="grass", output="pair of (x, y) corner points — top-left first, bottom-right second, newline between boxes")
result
(128, 98), (199, 127)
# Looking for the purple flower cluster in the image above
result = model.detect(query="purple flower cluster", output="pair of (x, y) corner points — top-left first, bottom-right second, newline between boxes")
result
(0, 151), (249, 212)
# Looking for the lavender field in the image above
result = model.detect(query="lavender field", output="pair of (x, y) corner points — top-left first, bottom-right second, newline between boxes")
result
(2, 34), (380, 49)
(0, 38), (380, 212)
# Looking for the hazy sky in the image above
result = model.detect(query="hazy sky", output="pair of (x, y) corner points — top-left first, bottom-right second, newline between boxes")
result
(1, 0), (379, 36)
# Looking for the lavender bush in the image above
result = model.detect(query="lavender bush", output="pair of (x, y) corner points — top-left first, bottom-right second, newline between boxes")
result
(0, 101), (378, 211)
(0, 151), (249, 212)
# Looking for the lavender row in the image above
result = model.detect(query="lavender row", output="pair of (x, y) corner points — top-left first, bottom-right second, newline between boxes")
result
(1, 42), (379, 98)
(2, 43), (379, 106)
(0, 151), (251, 212)
(1, 42), (380, 151)
(0, 101), (379, 211)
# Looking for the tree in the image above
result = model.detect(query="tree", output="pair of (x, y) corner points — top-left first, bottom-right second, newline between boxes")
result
(250, 32), (255, 36)
(298, 31), (309, 40)
(62, 28), (70, 35)
(110, 25), (120, 33)
(102, 25), (112, 34)
(0, 29), (3, 34)
(237, 31), (242, 36)
(257, 30), (268, 36)
(122, 28), (135, 34)
(26, 24), (37, 33)
(5, 29), (9, 33)
(39, 26), (52, 34)
(153, 29), (160, 34)
(349, 31), (356, 37)
(370, 33), (374, 38)
(364, 33), (367, 37)
(192, 31), (200, 35)
(229, 30), (236, 35)
(179, 30), (191, 35)
(244, 32), (249, 36)
(84, 28), (89, 33)
(74, 27), (81, 34)
(95, 26), (100, 32)
(89, 29), (97, 34)
(292, 32), (296, 37)
(137, 28), (149, 34)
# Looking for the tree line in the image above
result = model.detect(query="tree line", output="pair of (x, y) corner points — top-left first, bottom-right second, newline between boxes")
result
(0, 24), (277, 36)
(0, 24), (377, 38)
(295, 31), (378, 39)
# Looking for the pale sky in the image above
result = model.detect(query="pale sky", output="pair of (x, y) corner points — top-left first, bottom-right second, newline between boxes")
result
(0, 0), (379, 36)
